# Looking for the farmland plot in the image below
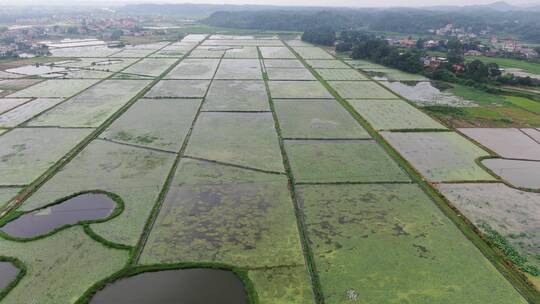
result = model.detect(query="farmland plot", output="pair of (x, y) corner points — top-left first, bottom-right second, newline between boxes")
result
(380, 81), (477, 107)
(344, 59), (387, 69)
(459, 128), (540, 161)
(8, 79), (99, 98)
(274, 99), (370, 139)
(0, 187), (21, 209)
(522, 128), (540, 142)
(0, 227), (128, 304)
(55, 57), (137, 72)
(259, 47), (296, 59)
(139, 158), (304, 268)
(188, 46), (226, 58)
(268, 81), (333, 99)
(19, 140), (176, 245)
(203, 80), (269, 111)
(61, 69), (113, 79)
(27, 80), (151, 127)
(248, 266), (314, 304)
(328, 81), (397, 99)
(185, 112), (284, 173)
(0, 79), (42, 91)
(482, 159), (540, 189)
(0, 98), (31, 114)
(298, 184), (528, 304)
(381, 132), (495, 182)
(263, 59), (305, 68)
(266, 68), (315, 80)
(100, 98), (201, 152)
(291, 47), (333, 60)
(0, 128), (91, 185)
(145, 80), (210, 98)
(49, 45), (118, 57)
(285, 140), (409, 183)
(305, 59), (349, 69)
(285, 40), (312, 47)
(203, 39), (283, 46)
(349, 99), (446, 130)
(214, 59), (262, 80)
(165, 59), (220, 80)
(121, 58), (177, 77)
(315, 69), (368, 81)
(0, 98), (64, 127)
(437, 183), (540, 284)
(109, 49), (155, 58)
(224, 46), (259, 59)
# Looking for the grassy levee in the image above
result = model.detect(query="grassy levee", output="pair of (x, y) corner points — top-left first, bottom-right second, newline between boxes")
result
(285, 42), (540, 303)
(257, 47), (322, 304)
(0, 40), (185, 219)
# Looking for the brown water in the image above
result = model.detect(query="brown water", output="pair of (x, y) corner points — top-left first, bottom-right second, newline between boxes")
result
(0, 262), (19, 291)
(0, 193), (116, 238)
(89, 269), (249, 304)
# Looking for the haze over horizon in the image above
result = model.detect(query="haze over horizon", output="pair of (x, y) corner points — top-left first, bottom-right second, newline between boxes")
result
(2, 0), (540, 8)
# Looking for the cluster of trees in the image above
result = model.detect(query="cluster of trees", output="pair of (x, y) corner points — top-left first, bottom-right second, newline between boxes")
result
(301, 27), (336, 46)
(348, 37), (424, 73)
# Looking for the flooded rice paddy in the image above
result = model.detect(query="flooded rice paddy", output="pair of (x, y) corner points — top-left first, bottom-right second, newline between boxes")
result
(0, 193), (116, 238)
(380, 81), (477, 107)
(0, 262), (19, 291)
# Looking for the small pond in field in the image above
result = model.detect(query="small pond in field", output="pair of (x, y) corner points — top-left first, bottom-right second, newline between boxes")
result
(380, 81), (477, 107)
(0, 193), (116, 238)
(0, 262), (19, 291)
(89, 268), (249, 304)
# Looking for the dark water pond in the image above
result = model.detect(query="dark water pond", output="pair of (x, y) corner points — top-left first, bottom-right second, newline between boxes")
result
(0, 193), (116, 238)
(0, 262), (19, 291)
(90, 268), (249, 304)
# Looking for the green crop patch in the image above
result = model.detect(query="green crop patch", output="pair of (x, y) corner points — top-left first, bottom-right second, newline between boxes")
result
(185, 112), (284, 173)
(100, 98), (201, 152)
(0, 227), (128, 304)
(145, 80), (210, 98)
(266, 68), (315, 80)
(291, 47), (334, 60)
(27, 80), (151, 128)
(306, 60), (349, 69)
(297, 184), (528, 304)
(349, 99), (447, 130)
(0, 128), (92, 185)
(315, 69), (368, 81)
(0, 98), (64, 128)
(165, 59), (220, 80)
(203, 80), (269, 112)
(381, 131), (495, 182)
(121, 58), (177, 77)
(139, 158), (305, 268)
(268, 81), (333, 99)
(263, 59), (305, 68)
(19, 140), (176, 246)
(8, 79), (99, 98)
(248, 266), (314, 304)
(215, 59), (262, 80)
(274, 99), (370, 139)
(328, 81), (397, 99)
(284, 140), (409, 183)
(259, 47), (296, 59)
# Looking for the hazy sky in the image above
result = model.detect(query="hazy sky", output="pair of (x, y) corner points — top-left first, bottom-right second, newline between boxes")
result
(2, 0), (540, 7)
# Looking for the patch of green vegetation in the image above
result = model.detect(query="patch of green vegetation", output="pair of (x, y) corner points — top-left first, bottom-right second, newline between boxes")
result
(505, 95), (540, 114)
(0, 188), (21, 210)
(0, 227), (128, 304)
(185, 112), (285, 173)
(449, 84), (508, 106)
(284, 140), (409, 183)
(274, 99), (370, 139)
(139, 158), (305, 268)
(482, 224), (539, 276)
(248, 266), (314, 304)
(298, 184), (528, 304)
(465, 56), (540, 75)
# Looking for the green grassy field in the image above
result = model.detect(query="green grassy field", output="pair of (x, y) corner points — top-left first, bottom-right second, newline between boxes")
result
(465, 55), (540, 75)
